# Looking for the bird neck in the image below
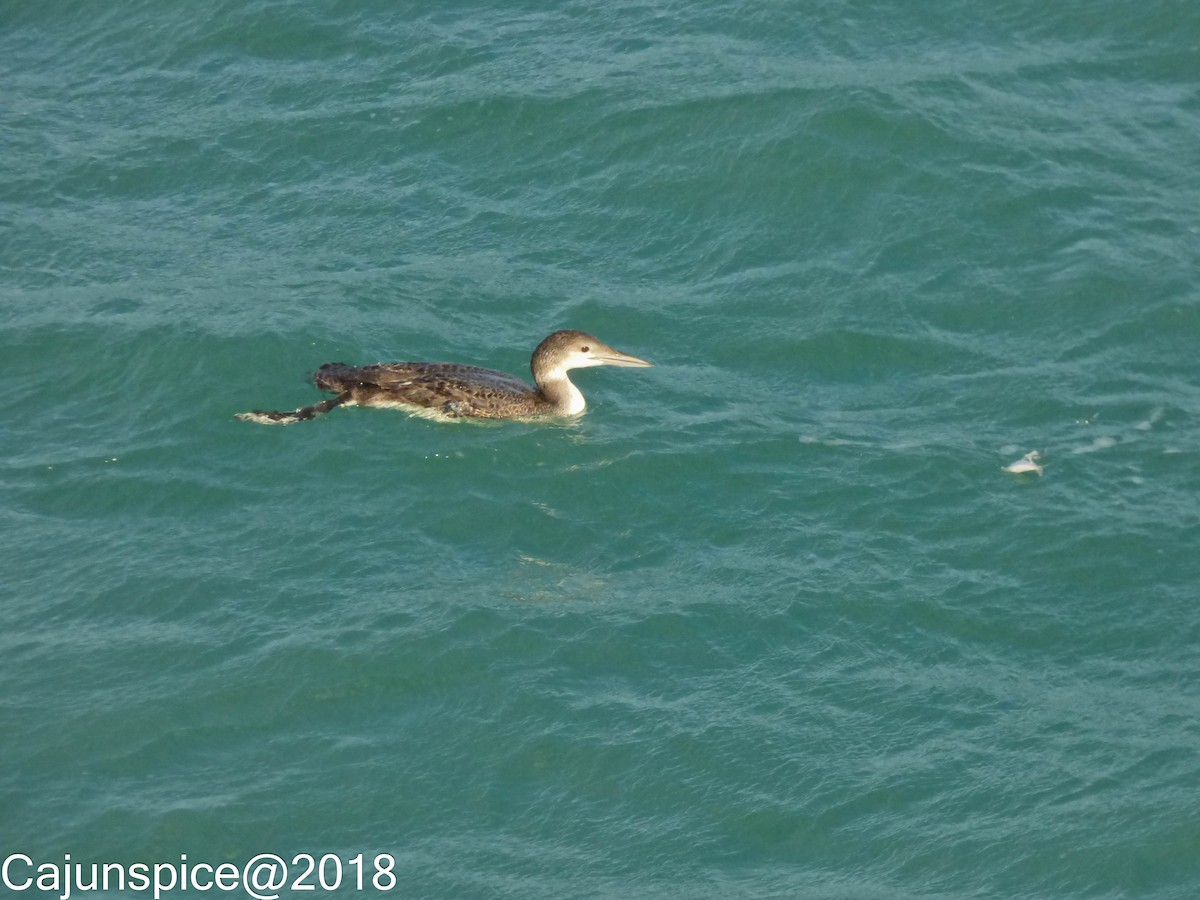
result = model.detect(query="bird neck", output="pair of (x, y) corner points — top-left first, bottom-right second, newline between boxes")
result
(534, 371), (586, 415)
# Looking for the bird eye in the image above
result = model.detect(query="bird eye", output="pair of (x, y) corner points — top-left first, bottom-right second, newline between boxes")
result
(580, 345), (590, 352)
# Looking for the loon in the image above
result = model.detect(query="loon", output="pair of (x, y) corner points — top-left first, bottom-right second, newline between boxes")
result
(235, 329), (652, 424)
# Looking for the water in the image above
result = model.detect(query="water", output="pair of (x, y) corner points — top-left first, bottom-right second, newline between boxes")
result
(3, 1), (1199, 897)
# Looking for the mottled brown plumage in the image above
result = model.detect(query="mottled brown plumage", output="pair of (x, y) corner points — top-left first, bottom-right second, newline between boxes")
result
(235, 330), (651, 425)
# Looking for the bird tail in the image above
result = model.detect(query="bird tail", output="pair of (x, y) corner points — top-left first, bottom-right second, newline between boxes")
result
(234, 390), (354, 425)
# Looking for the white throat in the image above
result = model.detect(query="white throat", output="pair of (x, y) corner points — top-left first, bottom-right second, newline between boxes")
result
(556, 376), (585, 415)
(540, 372), (587, 415)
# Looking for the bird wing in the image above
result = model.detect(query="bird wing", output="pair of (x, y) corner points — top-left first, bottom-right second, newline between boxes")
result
(364, 363), (531, 392)
(316, 362), (540, 418)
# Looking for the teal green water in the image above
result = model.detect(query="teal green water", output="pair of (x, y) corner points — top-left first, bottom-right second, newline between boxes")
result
(3, 1), (1199, 897)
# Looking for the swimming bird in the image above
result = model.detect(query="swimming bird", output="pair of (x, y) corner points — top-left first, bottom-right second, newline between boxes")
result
(235, 330), (652, 424)
(1003, 450), (1044, 476)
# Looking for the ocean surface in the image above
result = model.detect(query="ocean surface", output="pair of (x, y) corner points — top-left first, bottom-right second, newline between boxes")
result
(3, 1), (1199, 897)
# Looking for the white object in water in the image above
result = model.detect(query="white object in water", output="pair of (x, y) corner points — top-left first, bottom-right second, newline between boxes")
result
(1003, 451), (1043, 476)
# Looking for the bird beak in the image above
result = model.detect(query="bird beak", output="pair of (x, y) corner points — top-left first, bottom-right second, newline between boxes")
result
(595, 346), (653, 368)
